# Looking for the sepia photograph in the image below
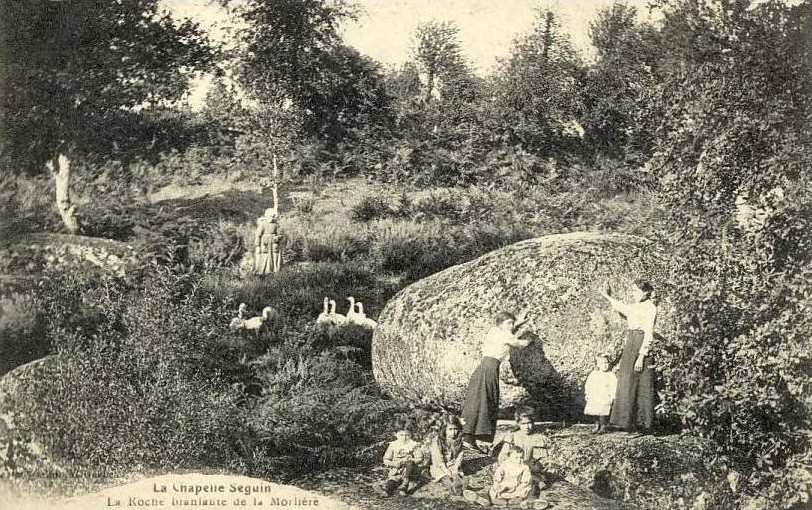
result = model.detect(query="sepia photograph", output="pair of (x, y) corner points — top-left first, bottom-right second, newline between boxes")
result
(0, 1), (810, 509)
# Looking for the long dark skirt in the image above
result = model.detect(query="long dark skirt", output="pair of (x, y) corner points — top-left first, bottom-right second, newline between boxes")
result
(610, 330), (654, 430)
(461, 356), (501, 441)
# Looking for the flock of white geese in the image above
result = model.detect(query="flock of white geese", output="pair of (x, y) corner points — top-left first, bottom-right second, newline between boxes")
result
(229, 296), (377, 334)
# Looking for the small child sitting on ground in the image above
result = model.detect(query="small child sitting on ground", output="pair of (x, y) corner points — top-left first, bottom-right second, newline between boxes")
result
(497, 407), (551, 493)
(464, 444), (533, 506)
(584, 353), (618, 434)
(382, 419), (425, 496)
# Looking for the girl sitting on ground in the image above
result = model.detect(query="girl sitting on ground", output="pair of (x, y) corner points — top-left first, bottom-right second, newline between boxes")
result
(382, 419), (425, 497)
(464, 444), (533, 507)
(429, 414), (466, 496)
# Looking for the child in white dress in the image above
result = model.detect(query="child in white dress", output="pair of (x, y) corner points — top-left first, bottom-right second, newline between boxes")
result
(584, 354), (618, 433)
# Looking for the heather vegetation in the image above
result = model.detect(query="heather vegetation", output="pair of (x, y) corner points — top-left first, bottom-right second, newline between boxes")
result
(1, 1), (810, 508)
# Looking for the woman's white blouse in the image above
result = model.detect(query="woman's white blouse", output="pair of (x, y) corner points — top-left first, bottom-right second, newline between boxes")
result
(611, 299), (658, 355)
(481, 326), (521, 361)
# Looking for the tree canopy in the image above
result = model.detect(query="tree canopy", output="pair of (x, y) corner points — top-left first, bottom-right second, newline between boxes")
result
(0, 0), (216, 169)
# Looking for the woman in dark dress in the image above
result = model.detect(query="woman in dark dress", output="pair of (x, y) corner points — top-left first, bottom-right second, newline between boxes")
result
(599, 280), (658, 432)
(461, 311), (532, 453)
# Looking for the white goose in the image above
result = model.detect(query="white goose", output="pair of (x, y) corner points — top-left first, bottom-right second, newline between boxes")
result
(328, 299), (348, 326)
(229, 303), (249, 332)
(346, 296), (360, 324)
(315, 297), (332, 330)
(243, 306), (275, 334)
(354, 301), (378, 330)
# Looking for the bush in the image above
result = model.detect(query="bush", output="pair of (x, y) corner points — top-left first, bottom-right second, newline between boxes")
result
(77, 203), (137, 240)
(281, 218), (370, 263)
(350, 195), (395, 222)
(648, 3), (812, 507)
(10, 270), (247, 476)
(0, 174), (61, 237)
(189, 220), (245, 270)
(411, 190), (468, 223)
(367, 219), (463, 281)
(247, 351), (403, 476)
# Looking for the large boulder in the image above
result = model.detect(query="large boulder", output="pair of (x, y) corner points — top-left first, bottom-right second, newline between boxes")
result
(0, 233), (142, 278)
(371, 232), (673, 419)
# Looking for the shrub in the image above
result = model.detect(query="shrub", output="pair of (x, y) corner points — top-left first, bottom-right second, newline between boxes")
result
(411, 190), (467, 223)
(350, 195), (394, 222)
(367, 219), (463, 280)
(77, 203), (137, 240)
(247, 351), (403, 476)
(293, 196), (316, 216)
(281, 218), (370, 264)
(189, 220), (245, 270)
(0, 174), (61, 236)
(11, 270), (247, 476)
(648, 3), (812, 507)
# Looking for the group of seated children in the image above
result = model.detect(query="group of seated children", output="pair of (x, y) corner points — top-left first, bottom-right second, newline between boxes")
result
(381, 415), (467, 497)
(380, 408), (551, 505)
(381, 354), (618, 501)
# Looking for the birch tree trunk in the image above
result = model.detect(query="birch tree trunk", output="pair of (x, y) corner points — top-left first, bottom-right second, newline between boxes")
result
(272, 153), (279, 212)
(48, 153), (80, 234)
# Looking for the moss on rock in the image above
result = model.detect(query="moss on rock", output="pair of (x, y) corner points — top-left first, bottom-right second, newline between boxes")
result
(542, 430), (734, 510)
(371, 232), (673, 419)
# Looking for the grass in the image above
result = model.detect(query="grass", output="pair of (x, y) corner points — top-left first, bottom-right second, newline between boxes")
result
(0, 169), (668, 501)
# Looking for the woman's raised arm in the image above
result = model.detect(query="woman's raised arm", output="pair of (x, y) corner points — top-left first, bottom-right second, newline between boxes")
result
(600, 288), (632, 317)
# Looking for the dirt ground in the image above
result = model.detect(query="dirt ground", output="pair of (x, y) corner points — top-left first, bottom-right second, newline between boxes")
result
(293, 448), (638, 510)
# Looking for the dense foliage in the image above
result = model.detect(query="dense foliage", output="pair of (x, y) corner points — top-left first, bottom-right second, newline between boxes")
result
(647, 2), (812, 507)
(1, 0), (810, 508)
(0, 0), (216, 232)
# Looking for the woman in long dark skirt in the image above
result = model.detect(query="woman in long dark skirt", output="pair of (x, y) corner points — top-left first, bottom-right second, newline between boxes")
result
(461, 311), (533, 453)
(600, 280), (658, 432)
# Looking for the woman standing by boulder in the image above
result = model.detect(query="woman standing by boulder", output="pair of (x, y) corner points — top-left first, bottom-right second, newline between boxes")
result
(461, 311), (532, 453)
(599, 280), (658, 432)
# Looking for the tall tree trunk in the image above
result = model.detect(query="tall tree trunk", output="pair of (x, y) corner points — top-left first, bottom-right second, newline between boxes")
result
(47, 153), (80, 234)
(542, 11), (554, 62)
(425, 71), (435, 103)
(272, 153), (279, 212)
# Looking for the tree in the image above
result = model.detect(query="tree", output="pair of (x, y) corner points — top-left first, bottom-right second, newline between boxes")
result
(581, 2), (662, 158)
(224, 0), (392, 149)
(0, 0), (215, 233)
(411, 21), (468, 103)
(491, 9), (586, 155)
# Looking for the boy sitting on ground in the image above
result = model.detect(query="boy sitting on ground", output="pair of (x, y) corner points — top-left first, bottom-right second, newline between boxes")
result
(381, 419), (425, 496)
